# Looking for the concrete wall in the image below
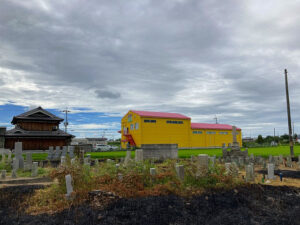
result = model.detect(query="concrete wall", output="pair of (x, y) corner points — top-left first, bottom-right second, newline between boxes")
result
(140, 144), (178, 160)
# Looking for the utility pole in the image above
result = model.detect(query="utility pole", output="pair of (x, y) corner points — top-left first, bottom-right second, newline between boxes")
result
(62, 108), (71, 133)
(214, 115), (218, 124)
(273, 128), (276, 145)
(284, 69), (294, 157)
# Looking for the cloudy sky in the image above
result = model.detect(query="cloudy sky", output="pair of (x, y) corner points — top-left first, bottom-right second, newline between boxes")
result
(0, 0), (300, 138)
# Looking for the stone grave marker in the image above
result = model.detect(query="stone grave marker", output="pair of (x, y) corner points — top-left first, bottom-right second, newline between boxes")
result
(62, 146), (67, 157)
(69, 146), (75, 159)
(286, 156), (292, 168)
(175, 165), (184, 180)
(225, 163), (231, 175)
(209, 156), (216, 168)
(1, 152), (5, 164)
(11, 169), (17, 178)
(65, 174), (74, 199)
(279, 155), (283, 165)
(71, 158), (76, 165)
(47, 146), (54, 160)
(7, 150), (12, 163)
(15, 142), (24, 169)
(31, 162), (38, 177)
(269, 155), (274, 164)
(26, 152), (32, 170)
(124, 151), (131, 165)
(61, 156), (66, 165)
(1, 170), (6, 179)
(135, 149), (143, 162)
(150, 168), (156, 175)
(238, 157), (244, 167)
(54, 146), (62, 160)
(12, 158), (19, 171)
(267, 163), (275, 180)
(245, 164), (254, 182)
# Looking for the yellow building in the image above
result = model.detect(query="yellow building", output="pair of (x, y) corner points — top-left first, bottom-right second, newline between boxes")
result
(121, 110), (242, 149)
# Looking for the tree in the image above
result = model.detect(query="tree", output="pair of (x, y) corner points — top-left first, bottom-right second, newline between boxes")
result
(257, 135), (263, 144)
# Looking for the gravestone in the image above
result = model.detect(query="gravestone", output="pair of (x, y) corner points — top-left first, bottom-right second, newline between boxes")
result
(12, 158), (19, 171)
(267, 163), (275, 180)
(245, 164), (254, 182)
(250, 153), (254, 163)
(31, 162), (38, 177)
(175, 165), (184, 180)
(225, 163), (232, 175)
(65, 174), (73, 199)
(94, 159), (99, 166)
(54, 146), (62, 160)
(11, 169), (17, 178)
(71, 158), (76, 165)
(124, 151), (131, 165)
(26, 153), (32, 170)
(269, 155), (274, 164)
(83, 158), (90, 166)
(135, 149), (143, 162)
(209, 156), (216, 168)
(238, 157), (244, 167)
(150, 168), (156, 175)
(69, 146), (75, 159)
(279, 155), (283, 164)
(61, 146), (67, 157)
(1, 170), (6, 179)
(1, 153), (5, 164)
(47, 146), (54, 160)
(286, 156), (292, 168)
(61, 156), (66, 165)
(15, 142), (24, 169)
(198, 154), (209, 168)
(222, 126), (247, 158)
(7, 150), (12, 164)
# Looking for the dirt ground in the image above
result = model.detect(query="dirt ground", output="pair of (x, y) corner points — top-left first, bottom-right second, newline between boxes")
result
(0, 184), (300, 225)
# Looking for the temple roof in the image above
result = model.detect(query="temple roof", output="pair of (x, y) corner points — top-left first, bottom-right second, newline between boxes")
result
(5, 126), (74, 138)
(11, 106), (64, 124)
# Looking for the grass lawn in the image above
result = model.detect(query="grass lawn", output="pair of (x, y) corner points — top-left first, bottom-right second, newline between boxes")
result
(6, 146), (298, 161)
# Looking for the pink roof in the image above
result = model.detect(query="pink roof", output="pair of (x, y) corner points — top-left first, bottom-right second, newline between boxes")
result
(191, 123), (241, 130)
(131, 110), (190, 120)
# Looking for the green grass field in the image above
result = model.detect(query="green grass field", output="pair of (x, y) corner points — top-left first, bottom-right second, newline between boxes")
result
(5, 146), (296, 161)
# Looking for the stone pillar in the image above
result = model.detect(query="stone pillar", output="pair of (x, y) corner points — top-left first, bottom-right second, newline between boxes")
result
(175, 165), (184, 180)
(94, 159), (99, 166)
(286, 156), (292, 167)
(65, 174), (73, 199)
(209, 156), (216, 168)
(26, 152), (32, 170)
(7, 150), (12, 164)
(279, 155), (283, 165)
(1, 153), (5, 164)
(267, 163), (275, 180)
(198, 154), (208, 168)
(61, 156), (66, 165)
(124, 150), (131, 165)
(225, 163), (231, 174)
(47, 146), (54, 160)
(12, 158), (19, 171)
(15, 142), (24, 169)
(31, 162), (38, 177)
(11, 169), (17, 178)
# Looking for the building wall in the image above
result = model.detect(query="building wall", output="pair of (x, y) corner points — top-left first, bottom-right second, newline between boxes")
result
(17, 122), (59, 131)
(190, 129), (242, 148)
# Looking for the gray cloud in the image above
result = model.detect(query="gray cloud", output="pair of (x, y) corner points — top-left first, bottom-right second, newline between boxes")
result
(0, 0), (300, 137)
(95, 89), (121, 99)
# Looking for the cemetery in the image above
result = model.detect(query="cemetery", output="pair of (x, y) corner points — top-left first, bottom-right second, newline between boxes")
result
(0, 128), (300, 225)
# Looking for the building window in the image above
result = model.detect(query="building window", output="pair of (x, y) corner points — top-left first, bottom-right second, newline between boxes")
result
(166, 120), (183, 124)
(128, 115), (132, 122)
(207, 131), (216, 134)
(130, 124), (134, 130)
(135, 123), (139, 130)
(219, 131), (228, 135)
(144, 120), (156, 123)
(193, 131), (202, 134)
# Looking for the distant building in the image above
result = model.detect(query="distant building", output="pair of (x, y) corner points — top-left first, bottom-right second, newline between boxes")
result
(4, 107), (74, 150)
(121, 110), (242, 149)
(71, 137), (107, 147)
(242, 137), (255, 143)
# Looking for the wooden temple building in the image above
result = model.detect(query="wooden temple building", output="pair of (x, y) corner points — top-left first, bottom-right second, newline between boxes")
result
(4, 107), (74, 150)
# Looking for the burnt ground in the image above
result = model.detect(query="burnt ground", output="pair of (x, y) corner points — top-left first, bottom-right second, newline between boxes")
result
(258, 169), (300, 179)
(0, 184), (300, 225)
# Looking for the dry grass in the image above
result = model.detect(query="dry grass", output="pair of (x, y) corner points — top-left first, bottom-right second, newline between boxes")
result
(24, 159), (242, 215)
